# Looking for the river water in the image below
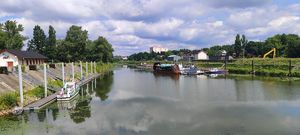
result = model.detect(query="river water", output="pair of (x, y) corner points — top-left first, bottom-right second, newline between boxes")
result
(1, 67), (300, 135)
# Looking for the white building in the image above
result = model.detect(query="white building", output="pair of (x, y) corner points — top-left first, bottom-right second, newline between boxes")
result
(150, 47), (168, 53)
(193, 51), (209, 60)
(0, 50), (47, 72)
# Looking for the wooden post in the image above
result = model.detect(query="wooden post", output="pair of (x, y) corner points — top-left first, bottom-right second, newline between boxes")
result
(62, 63), (65, 86)
(72, 62), (74, 82)
(86, 62), (88, 76)
(94, 78), (96, 88)
(92, 81), (94, 91)
(44, 63), (47, 97)
(18, 65), (24, 107)
(94, 62), (97, 73)
(252, 60), (254, 75)
(90, 61), (93, 74)
(289, 60), (292, 77)
(224, 57), (227, 70)
(80, 61), (83, 80)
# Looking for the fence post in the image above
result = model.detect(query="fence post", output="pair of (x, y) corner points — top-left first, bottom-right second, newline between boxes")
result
(62, 63), (65, 86)
(72, 62), (74, 82)
(94, 62), (97, 73)
(289, 60), (292, 77)
(224, 57), (227, 70)
(86, 62), (88, 76)
(44, 63), (47, 97)
(80, 61), (83, 80)
(18, 65), (24, 107)
(252, 60), (254, 75)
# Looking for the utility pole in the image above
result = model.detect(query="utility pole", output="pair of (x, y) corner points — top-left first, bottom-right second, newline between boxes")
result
(18, 65), (24, 107)
(44, 63), (47, 97)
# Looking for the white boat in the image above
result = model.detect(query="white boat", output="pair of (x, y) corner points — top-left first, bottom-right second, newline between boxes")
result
(179, 64), (204, 75)
(57, 82), (79, 101)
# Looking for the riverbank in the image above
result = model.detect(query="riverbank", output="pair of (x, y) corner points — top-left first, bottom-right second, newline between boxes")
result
(0, 62), (115, 116)
(120, 58), (300, 78)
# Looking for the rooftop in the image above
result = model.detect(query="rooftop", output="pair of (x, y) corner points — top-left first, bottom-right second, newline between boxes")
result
(1, 50), (47, 59)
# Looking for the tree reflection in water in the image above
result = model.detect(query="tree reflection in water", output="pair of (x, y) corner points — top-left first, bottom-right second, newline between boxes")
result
(69, 97), (92, 124)
(94, 71), (114, 101)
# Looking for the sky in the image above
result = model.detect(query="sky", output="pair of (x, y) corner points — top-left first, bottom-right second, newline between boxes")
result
(0, 0), (300, 56)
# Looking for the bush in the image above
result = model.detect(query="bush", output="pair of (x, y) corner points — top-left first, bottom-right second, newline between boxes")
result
(27, 86), (44, 99)
(21, 65), (26, 72)
(0, 93), (18, 110)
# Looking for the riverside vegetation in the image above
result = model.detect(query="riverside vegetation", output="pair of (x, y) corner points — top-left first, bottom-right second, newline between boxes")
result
(122, 58), (300, 78)
(0, 63), (115, 113)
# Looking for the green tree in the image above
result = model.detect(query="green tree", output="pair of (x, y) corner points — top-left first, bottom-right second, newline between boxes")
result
(245, 41), (264, 57)
(45, 25), (57, 61)
(265, 34), (285, 57)
(28, 25), (46, 54)
(65, 25), (88, 61)
(285, 34), (300, 58)
(0, 20), (26, 50)
(234, 34), (242, 57)
(0, 26), (5, 49)
(241, 35), (248, 58)
(92, 36), (114, 62)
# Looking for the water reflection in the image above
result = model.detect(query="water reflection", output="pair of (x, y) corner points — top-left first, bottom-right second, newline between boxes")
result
(153, 73), (180, 81)
(94, 71), (114, 101)
(2, 68), (300, 135)
(69, 97), (92, 124)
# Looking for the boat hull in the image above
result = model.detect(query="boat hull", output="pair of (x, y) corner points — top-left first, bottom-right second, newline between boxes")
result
(57, 88), (80, 101)
(153, 62), (181, 74)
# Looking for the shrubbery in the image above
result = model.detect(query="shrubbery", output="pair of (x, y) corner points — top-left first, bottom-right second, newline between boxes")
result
(0, 93), (18, 111)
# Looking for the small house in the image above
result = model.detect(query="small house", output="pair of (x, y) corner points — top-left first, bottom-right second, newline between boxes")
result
(167, 55), (181, 62)
(0, 50), (47, 72)
(193, 51), (209, 60)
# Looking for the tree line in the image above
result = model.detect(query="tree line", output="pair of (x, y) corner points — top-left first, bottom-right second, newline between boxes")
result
(129, 33), (300, 61)
(0, 20), (114, 63)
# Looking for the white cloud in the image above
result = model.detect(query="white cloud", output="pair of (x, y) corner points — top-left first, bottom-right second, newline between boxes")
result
(1, 0), (300, 55)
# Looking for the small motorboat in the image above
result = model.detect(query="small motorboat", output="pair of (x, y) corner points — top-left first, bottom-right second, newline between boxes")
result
(179, 64), (204, 75)
(57, 82), (79, 101)
(205, 68), (228, 74)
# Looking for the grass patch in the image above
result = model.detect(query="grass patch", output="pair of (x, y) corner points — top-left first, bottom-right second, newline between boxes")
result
(48, 79), (63, 88)
(26, 86), (45, 99)
(96, 63), (115, 73)
(0, 93), (18, 111)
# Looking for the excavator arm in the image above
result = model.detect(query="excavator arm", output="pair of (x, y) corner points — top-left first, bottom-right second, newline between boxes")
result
(263, 48), (276, 58)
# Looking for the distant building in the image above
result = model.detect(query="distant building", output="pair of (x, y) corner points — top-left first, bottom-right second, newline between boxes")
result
(193, 51), (209, 60)
(209, 56), (233, 61)
(150, 47), (168, 53)
(122, 56), (128, 60)
(209, 50), (233, 61)
(182, 55), (194, 61)
(0, 50), (47, 72)
(167, 55), (181, 62)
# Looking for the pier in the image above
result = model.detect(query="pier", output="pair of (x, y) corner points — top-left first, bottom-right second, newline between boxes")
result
(23, 73), (100, 110)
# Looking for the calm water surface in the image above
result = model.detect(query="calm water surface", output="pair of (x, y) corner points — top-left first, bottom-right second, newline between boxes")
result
(1, 67), (300, 135)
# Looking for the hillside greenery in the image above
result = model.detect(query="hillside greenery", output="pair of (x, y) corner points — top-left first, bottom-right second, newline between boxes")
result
(129, 34), (300, 61)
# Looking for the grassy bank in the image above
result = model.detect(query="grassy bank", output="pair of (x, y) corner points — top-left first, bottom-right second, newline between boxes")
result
(195, 58), (300, 77)
(121, 58), (300, 78)
(0, 86), (53, 112)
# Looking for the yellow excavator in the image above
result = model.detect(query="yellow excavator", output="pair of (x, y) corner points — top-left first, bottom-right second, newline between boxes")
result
(263, 48), (276, 58)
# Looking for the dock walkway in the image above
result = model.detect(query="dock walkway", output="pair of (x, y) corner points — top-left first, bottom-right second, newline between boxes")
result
(24, 73), (100, 110)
